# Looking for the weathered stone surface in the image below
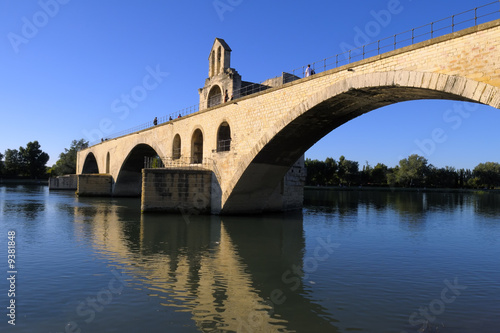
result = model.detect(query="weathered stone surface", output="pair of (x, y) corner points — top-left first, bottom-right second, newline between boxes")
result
(49, 174), (78, 190)
(77, 174), (112, 197)
(142, 169), (212, 213)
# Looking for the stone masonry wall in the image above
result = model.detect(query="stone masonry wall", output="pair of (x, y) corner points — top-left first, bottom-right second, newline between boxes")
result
(142, 169), (212, 213)
(49, 174), (78, 190)
(77, 174), (113, 197)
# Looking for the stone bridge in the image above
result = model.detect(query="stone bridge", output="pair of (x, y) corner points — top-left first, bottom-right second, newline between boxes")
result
(75, 19), (500, 215)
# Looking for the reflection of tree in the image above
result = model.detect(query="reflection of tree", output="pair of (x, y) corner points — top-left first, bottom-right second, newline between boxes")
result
(5, 202), (45, 220)
(472, 192), (500, 218)
(1, 185), (46, 221)
(305, 189), (500, 226)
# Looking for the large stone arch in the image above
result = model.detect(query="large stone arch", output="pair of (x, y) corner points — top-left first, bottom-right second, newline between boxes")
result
(221, 71), (500, 214)
(114, 143), (161, 197)
(82, 152), (99, 174)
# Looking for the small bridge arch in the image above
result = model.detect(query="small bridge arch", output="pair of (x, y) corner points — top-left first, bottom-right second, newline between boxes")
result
(114, 143), (162, 196)
(82, 152), (99, 174)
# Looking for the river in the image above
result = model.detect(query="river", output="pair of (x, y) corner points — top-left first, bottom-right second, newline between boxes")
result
(1, 185), (499, 332)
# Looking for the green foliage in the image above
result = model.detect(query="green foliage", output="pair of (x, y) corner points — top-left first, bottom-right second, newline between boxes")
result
(395, 154), (429, 187)
(305, 154), (500, 189)
(371, 163), (388, 185)
(0, 152), (4, 176)
(4, 149), (23, 176)
(338, 155), (359, 186)
(52, 139), (89, 176)
(20, 141), (50, 178)
(305, 158), (338, 186)
(472, 162), (500, 188)
(3, 142), (49, 178)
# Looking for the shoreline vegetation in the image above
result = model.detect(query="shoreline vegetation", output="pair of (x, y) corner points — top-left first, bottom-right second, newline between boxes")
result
(0, 179), (48, 185)
(305, 185), (500, 194)
(305, 154), (500, 190)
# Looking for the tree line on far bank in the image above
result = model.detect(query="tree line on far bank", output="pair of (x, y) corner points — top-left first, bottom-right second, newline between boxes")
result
(0, 139), (88, 179)
(306, 154), (500, 189)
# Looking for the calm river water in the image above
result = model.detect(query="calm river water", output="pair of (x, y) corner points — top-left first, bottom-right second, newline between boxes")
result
(1, 185), (499, 333)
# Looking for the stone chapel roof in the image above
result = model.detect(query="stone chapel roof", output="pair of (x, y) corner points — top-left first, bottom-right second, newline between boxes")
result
(211, 38), (232, 53)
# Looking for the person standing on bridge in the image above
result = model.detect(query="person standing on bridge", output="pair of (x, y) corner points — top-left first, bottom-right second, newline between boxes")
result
(304, 65), (312, 77)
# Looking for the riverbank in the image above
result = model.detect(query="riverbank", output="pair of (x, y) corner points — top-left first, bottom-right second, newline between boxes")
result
(0, 179), (48, 185)
(305, 185), (500, 194)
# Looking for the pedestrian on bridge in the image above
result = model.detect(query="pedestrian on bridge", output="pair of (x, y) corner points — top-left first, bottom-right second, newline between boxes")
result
(305, 64), (312, 77)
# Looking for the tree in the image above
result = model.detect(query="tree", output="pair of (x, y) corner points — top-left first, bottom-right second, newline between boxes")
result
(52, 139), (89, 176)
(387, 166), (399, 187)
(305, 157), (338, 186)
(324, 157), (338, 185)
(360, 161), (372, 185)
(426, 165), (458, 188)
(0, 152), (3, 176)
(371, 163), (388, 185)
(472, 162), (500, 189)
(19, 141), (49, 178)
(338, 155), (359, 186)
(4, 149), (23, 176)
(395, 154), (429, 187)
(459, 168), (473, 188)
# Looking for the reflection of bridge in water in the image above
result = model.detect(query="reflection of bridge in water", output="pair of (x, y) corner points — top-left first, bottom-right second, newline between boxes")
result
(73, 201), (338, 332)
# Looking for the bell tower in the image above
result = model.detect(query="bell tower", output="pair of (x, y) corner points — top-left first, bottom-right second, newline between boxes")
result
(209, 38), (232, 77)
(199, 38), (242, 110)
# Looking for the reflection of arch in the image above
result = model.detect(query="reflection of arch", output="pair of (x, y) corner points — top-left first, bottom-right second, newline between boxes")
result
(106, 152), (110, 174)
(82, 152), (99, 174)
(173, 134), (181, 160)
(222, 71), (500, 214)
(208, 85), (222, 108)
(217, 121), (231, 152)
(191, 129), (203, 164)
(114, 144), (159, 196)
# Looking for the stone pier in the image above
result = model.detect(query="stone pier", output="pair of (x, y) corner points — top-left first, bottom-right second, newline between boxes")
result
(77, 174), (113, 197)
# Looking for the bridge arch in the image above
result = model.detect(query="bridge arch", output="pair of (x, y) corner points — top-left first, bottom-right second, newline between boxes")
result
(221, 71), (500, 214)
(217, 121), (231, 152)
(207, 85), (222, 108)
(172, 134), (181, 160)
(82, 152), (99, 174)
(191, 128), (204, 164)
(114, 143), (161, 196)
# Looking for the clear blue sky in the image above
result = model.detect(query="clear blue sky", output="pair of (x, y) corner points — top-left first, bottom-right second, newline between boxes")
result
(1, 0), (499, 170)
